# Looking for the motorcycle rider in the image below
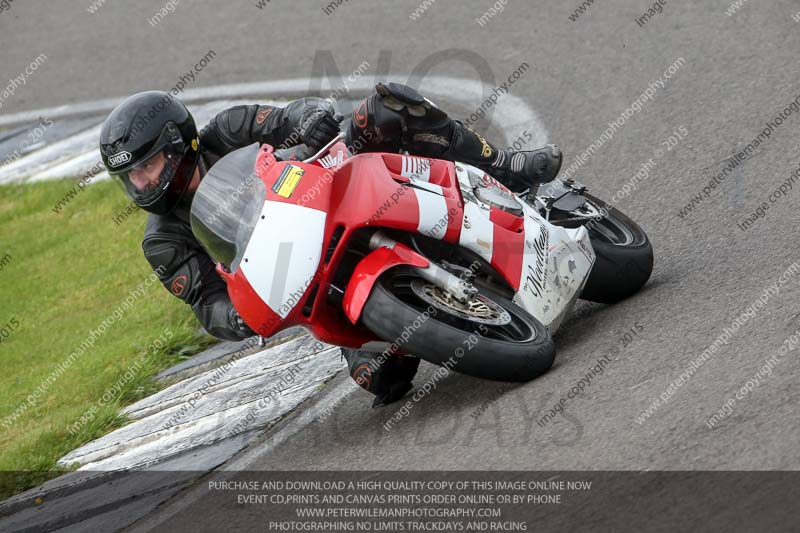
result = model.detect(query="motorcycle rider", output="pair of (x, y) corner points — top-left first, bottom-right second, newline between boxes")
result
(99, 82), (562, 406)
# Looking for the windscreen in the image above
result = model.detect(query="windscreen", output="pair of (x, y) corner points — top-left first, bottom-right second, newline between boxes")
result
(190, 143), (266, 272)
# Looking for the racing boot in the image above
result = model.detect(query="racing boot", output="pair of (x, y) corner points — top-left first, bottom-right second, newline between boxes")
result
(341, 348), (420, 407)
(483, 143), (563, 193)
(446, 121), (563, 193)
(345, 82), (562, 194)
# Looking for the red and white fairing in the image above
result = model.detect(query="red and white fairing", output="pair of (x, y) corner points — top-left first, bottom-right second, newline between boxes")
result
(453, 163), (595, 331)
(220, 143), (594, 350)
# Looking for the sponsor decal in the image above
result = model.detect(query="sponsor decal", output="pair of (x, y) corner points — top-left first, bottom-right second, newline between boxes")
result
(272, 164), (305, 198)
(319, 150), (345, 169)
(171, 274), (188, 296)
(481, 172), (511, 193)
(191, 138), (199, 151)
(412, 133), (449, 147)
(108, 151), (132, 168)
(577, 237), (594, 263)
(401, 156), (432, 181)
(354, 101), (369, 129)
(255, 106), (273, 125)
(468, 127), (494, 159)
(523, 224), (549, 299)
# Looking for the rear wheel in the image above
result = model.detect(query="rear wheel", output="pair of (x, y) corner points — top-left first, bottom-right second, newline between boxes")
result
(578, 193), (654, 304)
(360, 269), (555, 382)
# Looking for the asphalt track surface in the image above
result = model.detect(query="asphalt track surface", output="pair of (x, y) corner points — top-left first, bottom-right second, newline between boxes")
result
(4, 0), (800, 529)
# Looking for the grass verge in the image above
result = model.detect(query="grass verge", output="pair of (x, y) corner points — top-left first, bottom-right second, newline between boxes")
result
(0, 177), (214, 499)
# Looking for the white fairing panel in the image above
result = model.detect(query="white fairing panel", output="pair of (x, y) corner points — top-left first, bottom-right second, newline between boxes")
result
(459, 202), (494, 263)
(454, 162), (595, 332)
(455, 164), (495, 263)
(515, 203), (595, 331)
(239, 200), (326, 319)
(414, 188), (449, 240)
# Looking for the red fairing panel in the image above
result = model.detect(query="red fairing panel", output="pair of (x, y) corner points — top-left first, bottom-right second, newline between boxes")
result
(327, 154), (463, 244)
(490, 207), (525, 291)
(217, 264), (282, 337)
(222, 146), (540, 348)
(342, 243), (430, 324)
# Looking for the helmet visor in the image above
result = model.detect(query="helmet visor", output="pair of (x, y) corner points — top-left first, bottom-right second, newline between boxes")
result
(110, 124), (187, 207)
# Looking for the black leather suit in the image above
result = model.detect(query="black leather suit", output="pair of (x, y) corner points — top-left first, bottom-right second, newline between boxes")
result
(142, 83), (514, 341)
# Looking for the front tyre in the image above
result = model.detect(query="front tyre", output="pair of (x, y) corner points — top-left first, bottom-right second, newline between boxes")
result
(360, 269), (555, 382)
(579, 193), (654, 304)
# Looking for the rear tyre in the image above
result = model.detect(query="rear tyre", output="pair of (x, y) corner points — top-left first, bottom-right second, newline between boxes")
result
(360, 269), (555, 382)
(579, 194), (654, 304)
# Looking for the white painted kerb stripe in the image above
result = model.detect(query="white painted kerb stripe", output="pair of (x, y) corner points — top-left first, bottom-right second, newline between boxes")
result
(0, 76), (547, 144)
(1, 76), (546, 203)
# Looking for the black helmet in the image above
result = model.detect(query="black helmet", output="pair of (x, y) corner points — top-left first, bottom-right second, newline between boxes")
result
(99, 91), (200, 215)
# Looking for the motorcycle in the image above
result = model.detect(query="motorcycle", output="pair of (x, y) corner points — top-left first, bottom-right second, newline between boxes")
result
(190, 133), (653, 382)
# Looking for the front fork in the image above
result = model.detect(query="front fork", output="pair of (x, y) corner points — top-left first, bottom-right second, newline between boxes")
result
(342, 231), (480, 324)
(368, 232), (477, 303)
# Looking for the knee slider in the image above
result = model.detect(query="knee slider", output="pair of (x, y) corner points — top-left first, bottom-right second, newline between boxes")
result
(376, 82), (447, 121)
(376, 82), (425, 106)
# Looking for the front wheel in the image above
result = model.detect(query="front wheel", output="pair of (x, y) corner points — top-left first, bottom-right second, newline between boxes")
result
(579, 193), (654, 304)
(360, 269), (555, 382)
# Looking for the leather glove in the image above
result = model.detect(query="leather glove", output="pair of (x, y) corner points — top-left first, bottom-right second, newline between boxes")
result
(298, 100), (342, 150)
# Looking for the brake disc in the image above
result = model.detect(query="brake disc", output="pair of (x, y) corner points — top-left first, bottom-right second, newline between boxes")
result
(410, 279), (511, 326)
